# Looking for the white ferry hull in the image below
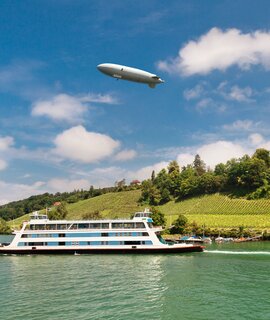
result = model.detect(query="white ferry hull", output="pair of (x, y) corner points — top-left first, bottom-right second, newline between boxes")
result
(0, 245), (204, 255)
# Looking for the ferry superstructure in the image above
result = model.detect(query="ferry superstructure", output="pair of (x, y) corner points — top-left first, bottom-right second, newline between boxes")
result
(0, 211), (204, 254)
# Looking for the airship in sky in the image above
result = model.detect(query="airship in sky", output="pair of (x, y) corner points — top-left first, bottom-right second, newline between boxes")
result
(97, 63), (164, 88)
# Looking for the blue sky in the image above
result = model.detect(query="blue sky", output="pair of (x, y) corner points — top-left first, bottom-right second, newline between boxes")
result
(1, 0), (270, 203)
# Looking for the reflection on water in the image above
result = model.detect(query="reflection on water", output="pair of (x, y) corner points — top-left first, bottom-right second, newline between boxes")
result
(0, 239), (270, 320)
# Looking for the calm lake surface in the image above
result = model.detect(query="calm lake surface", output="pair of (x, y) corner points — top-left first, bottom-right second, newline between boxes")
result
(1, 235), (270, 320)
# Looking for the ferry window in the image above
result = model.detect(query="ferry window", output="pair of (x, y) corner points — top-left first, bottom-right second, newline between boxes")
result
(47, 224), (57, 230)
(70, 224), (78, 230)
(101, 233), (108, 237)
(112, 223), (123, 229)
(124, 241), (140, 245)
(59, 233), (66, 237)
(90, 223), (101, 229)
(78, 223), (89, 229)
(36, 224), (45, 230)
(101, 241), (108, 245)
(29, 242), (44, 246)
(135, 222), (145, 229)
(59, 242), (65, 246)
(123, 223), (134, 229)
(101, 223), (109, 229)
(57, 224), (67, 230)
(21, 234), (28, 238)
(142, 232), (149, 236)
(147, 223), (153, 228)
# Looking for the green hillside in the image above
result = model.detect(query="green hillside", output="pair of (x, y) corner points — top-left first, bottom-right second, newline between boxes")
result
(8, 191), (270, 230)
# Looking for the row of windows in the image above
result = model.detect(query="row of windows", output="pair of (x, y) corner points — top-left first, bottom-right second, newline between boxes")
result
(28, 222), (146, 231)
(18, 240), (153, 247)
(21, 232), (149, 239)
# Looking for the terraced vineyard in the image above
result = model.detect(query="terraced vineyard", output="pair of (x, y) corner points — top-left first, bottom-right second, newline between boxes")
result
(159, 194), (270, 215)
(8, 191), (270, 230)
(159, 194), (270, 228)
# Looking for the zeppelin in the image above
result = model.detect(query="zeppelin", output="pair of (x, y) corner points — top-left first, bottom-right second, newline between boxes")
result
(97, 63), (164, 88)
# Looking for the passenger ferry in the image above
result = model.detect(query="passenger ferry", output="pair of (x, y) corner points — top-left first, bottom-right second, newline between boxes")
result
(0, 210), (204, 254)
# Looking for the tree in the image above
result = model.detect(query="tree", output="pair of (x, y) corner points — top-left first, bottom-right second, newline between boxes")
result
(151, 170), (156, 182)
(214, 163), (227, 176)
(168, 160), (180, 175)
(139, 180), (161, 205)
(150, 207), (166, 227)
(48, 202), (68, 220)
(0, 218), (11, 234)
(198, 172), (222, 194)
(193, 154), (206, 176)
(167, 160), (180, 196)
(253, 148), (270, 167)
(170, 214), (188, 234)
(115, 179), (126, 191)
(159, 188), (171, 204)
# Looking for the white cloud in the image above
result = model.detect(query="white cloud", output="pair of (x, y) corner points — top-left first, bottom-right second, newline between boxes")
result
(158, 27), (270, 76)
(223, 120), (254, 131)
(183, 84), (204, 100)
(0, 180), (46, 205)
(47, 178), (90, 192)
(31, 92), (118, 123)
(32, 94), (89, 123)
(177, 140), (248, 169)
(196, 98), (213, 110)
(114, 149), (137, 161)
(197, 141), (247, 167)
(53, 125), (120, 163)
(176, 153), (194, 167)
(249, 133), (264, 146)
(130, 161), (169, 181)
(85, 166), (127, 187)
(0, 159), (7, 171)
(0, 136), (14, 151)
(80, 93), (118, 104)
(228, 86), (253, 102)
(0, 136), (14, 171)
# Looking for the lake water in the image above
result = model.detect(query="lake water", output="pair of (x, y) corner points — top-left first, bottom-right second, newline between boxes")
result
(1, 235), (270, 320)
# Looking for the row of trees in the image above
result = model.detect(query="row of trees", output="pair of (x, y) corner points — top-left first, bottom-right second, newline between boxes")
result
(140, 148), (270, 205)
